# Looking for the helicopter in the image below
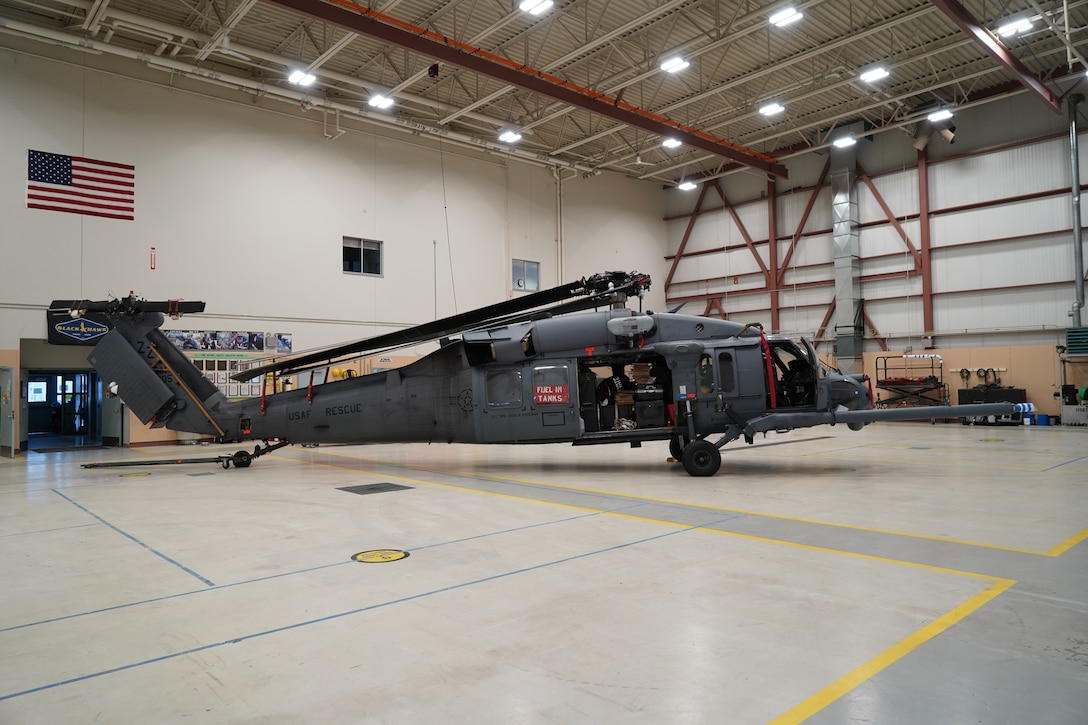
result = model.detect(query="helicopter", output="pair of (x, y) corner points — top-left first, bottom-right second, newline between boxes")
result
(66, 271), (1032, 477)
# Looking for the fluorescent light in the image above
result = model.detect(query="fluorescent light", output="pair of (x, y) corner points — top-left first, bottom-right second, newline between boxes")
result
(759, 102), (785, 116)
(662, 137), (682, 149)
(833, 136), (856, 148)
(927, 108), (953, 122)
(519, 0), (553, 15)
(660, 56), (690, 73)
(996, 18), (1032, 37)
(677, 181), (697, 191)
(859, 66), (889, 83)
(498, 130), (522, 143)
(769, 7), (803, 27)
(288, 70), (316, 86)
(368, 94), (394, 109)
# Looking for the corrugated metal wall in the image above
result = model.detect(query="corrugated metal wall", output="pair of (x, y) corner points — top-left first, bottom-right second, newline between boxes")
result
(665, 92), (1086, 351)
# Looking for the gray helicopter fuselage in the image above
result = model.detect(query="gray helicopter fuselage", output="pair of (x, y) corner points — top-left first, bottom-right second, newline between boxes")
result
(231, 308), (869, 447)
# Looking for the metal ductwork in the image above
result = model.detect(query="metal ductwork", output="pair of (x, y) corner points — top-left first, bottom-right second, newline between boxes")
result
(830, 131), (863, 373)
(1070, 93), (1085, 328)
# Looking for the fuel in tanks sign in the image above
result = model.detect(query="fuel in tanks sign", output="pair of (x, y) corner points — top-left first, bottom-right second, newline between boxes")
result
(533, 384), (569, 405)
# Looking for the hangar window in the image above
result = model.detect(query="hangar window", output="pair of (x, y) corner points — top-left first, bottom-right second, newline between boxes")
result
(343, 237), (383, 276)
(512, 259), (539, 292)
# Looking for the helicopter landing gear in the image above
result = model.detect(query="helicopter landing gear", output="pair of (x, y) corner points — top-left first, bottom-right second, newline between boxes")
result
(681, 439), (721, 477)
(220, 439), (291, 469)
(669, 435), (688, 461)
(228, 450), (252, 468)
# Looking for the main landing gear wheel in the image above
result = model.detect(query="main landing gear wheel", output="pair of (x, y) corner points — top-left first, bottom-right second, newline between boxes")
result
(681, 440), (721, 477)
(669, 436), (687, 461)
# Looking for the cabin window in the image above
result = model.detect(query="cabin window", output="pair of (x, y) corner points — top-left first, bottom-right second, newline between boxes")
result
(512, 259), (539, 292)
(343, 236), (383, 276)
(531, 365), (570, 406)
(717, 352), (736, 393)
(486, 369), (523, 408)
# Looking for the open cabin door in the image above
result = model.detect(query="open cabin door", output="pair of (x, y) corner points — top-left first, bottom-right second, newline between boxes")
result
(475, 359), (579, 442)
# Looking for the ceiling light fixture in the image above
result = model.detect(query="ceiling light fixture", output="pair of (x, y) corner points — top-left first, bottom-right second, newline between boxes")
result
(660, 56), (690, 73)
(662, 137), (682, 149)
(859, 66), (889, 83)
(368, 94), (394, 109)
(498, 130), (522, 143)
(759, 102), (785, 116)
(832, 136), (856, 148)
(769, 7), (803, 27)
(288, 70), (316, 86)
(996, 18), (1033, 37)
(927, 108), (953, 122)
(677, 180), (697, 191)
(519, 0), (554, 15)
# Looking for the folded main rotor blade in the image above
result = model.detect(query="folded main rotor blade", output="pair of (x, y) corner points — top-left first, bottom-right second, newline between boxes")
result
(232, 271), (649, 381)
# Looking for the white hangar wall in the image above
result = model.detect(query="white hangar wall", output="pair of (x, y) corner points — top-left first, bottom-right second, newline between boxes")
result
(664, 92), (1085, 350)
(0, 48), (666, 356)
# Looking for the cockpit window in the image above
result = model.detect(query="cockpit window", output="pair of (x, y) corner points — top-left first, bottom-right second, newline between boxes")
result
(717, 352), (735, 393)
(698, 354), (715, 394)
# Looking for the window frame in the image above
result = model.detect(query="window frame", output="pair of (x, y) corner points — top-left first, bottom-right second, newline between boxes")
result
(512, 259), (540, 292)
(343, 236), (384, 277)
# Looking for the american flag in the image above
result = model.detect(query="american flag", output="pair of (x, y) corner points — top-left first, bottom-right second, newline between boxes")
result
(27, 150), (135, 221)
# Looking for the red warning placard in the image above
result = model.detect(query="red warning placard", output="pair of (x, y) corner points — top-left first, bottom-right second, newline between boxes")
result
(533, 384), (569, 405)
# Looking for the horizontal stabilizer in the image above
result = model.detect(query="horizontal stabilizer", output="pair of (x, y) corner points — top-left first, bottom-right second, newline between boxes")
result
(56, 297), (206, 316)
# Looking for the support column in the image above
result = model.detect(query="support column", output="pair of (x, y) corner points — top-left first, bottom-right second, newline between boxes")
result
(830, 143), (863, 373)
(768, 178), (780, 332)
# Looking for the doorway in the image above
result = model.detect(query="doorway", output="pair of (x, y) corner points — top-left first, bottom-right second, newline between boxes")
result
(25, 369), (102, 451)
(0, 367), (13, 458)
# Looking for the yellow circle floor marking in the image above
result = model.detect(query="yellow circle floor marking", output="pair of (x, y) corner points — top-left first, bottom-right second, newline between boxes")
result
(351, 549), (409, 563)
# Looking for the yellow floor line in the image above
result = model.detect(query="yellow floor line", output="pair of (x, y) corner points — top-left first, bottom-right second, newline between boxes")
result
(284, 453), (1007, 582)
(288, 449), (1067, 556)
(284, 451), (1022, 724)
(766, 578), (1017, 725)
(1046, 526), (1088, 556)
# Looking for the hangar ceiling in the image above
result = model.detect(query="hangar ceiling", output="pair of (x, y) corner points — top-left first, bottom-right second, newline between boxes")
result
(2, 0), (1087, 183)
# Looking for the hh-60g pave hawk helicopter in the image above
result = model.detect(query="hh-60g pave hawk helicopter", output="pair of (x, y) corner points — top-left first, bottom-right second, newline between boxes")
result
(70, 271), (1032, 477)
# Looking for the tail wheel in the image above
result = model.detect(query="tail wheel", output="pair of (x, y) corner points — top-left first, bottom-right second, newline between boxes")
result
(668, 436), (687, 460)
(681, 440), (721, 477)
(232, 450), (253, 468)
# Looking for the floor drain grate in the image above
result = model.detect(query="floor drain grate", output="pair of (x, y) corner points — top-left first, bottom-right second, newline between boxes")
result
(338, 483), (413, 495)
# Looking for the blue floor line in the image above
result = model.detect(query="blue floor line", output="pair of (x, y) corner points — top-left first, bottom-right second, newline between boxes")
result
(0, 522), (100, 539)
(51, 489), (215, 587)
(1040, 455), (1088, 473)
(0, 504), (644, 634)
(411, 502), (648, 550)
(0, 517), (734, 703)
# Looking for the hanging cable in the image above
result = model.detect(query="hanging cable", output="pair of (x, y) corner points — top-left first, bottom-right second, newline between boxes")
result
(438, 137), (459, 314)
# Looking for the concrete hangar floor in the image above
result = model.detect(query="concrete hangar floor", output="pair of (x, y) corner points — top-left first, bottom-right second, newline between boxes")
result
(0, 422), (1085, 724)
